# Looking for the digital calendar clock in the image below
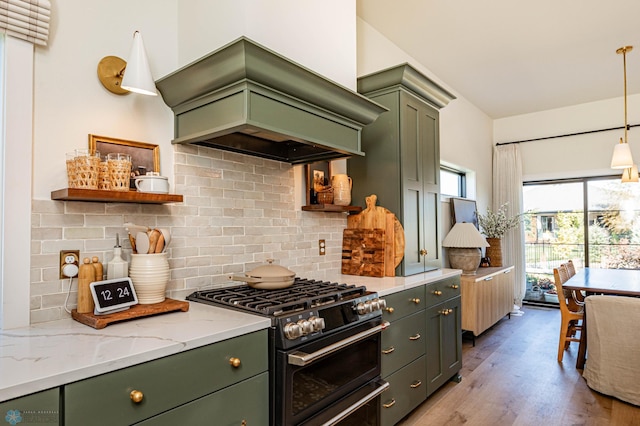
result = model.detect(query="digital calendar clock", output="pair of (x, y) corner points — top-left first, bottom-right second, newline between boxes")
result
(90, 278), (138, 315)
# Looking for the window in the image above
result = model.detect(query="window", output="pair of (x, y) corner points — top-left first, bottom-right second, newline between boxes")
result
(522, 176), (640, 305)
(440, 166), (466, 198)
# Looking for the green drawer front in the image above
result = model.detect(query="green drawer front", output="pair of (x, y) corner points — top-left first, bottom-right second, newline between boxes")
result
(380, 356), (427, 426)
(65, 330), (267, 426)
(425, 276), (460, 308)
(382, 286), (425, 321)
(381, 310), (426, 377)
(136, 372), (269, 426)
(0, 388), (59, 426)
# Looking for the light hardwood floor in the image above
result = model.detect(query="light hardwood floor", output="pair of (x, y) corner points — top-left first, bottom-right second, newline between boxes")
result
(397, 305), (640, 425)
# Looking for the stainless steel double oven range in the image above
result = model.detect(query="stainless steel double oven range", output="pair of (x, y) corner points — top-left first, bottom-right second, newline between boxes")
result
(187, 278), (389, 425)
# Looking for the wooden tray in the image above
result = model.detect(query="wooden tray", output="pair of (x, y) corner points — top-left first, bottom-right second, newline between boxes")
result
(72, 298), (189, 329)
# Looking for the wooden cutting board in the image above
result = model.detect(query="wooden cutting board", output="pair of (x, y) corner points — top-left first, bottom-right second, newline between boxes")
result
(341, 228), (386, 277)
(347, 194), (405, 276)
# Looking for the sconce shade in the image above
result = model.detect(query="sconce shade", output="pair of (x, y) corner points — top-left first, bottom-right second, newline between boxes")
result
(622, 164), (639, 183)
(611, 140), (634, 169)
(121, 31), (157, 96)
(442, 222), (489, 248)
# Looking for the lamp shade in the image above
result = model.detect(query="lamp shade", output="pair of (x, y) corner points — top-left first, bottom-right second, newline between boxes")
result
(611, 140), (634, 169)
(121, 31), (157, 96)
(442, 222), (489, 248)
(622, 164), (639, 183)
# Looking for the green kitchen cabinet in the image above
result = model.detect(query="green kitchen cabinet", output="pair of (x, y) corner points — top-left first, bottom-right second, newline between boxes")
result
(351, 63), (456, 276)
(64, 330), (268, 426)
(425, 278), (462, 396)
(0, 388), (60, 425)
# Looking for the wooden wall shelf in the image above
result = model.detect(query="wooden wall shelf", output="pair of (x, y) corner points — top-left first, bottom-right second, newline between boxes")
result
(302, 204), (362, 213)
(51, 188), (183, 204)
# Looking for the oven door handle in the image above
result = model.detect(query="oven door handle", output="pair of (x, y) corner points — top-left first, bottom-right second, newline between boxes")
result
(288, 321), (390, 366)
(320, 379), (390, 426)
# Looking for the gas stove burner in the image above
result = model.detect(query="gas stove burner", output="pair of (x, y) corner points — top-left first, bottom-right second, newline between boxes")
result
(188, 278), (368, 317)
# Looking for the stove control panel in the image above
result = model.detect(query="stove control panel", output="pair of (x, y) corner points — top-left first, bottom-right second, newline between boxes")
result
(355, 297), (387, 315)
(283, 316), (325, 340)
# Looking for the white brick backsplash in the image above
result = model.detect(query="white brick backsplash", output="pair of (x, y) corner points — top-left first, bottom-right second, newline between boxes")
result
(29, 148), (350, 325)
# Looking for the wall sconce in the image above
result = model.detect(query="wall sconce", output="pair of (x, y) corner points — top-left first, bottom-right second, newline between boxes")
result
(622, 165), (639, 183)
(610, 46), (634, 170)
(97, 31), (157, 96)
(442, 222), (489, 275)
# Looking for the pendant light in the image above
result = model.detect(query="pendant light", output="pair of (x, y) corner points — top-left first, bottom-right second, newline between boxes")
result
(611, 46), (635, 170)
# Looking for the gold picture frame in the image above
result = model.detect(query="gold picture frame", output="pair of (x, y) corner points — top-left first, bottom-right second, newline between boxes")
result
(88, 134), (160, 175)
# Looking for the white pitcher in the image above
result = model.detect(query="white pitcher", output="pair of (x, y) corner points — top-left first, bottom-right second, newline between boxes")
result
(331, 174), (352, 206)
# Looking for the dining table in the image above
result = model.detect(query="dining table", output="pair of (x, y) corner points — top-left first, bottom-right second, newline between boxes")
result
(562, 267), (640, 369)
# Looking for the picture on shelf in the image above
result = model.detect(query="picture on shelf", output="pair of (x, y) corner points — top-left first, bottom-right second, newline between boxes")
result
(305, 161), (331, 205)
(88, 134), (160, 177)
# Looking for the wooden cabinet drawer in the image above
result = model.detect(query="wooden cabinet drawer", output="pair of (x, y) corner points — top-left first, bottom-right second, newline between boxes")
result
(382, 286), (424, 321)
(136, 372), (269, 426)
(65, 330), (267, 426)
(0, 388), (59, 426)
(380, 356), (427, 426)
(381, 310), (426, 377)
(425, 276), (460, 308)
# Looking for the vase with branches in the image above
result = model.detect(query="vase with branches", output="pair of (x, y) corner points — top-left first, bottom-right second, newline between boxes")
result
(477, 202), (524, 266)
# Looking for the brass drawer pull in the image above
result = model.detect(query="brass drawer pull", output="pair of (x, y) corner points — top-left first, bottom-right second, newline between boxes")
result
(383, 399), (396, 408)
(130, 390), (144, 403)
(382, 346), (395, 354)
(229, 357), (241, 368)
(419, 249), (427, 256)
(432, 290), (442, 296)
(450, 284), (459, 289)
(410, 380), (423, 388)
(410, 298), (421, 304)
(440, 308), (453, 316)
(385, 307), (395, 314)
(409, 333), (421, 341)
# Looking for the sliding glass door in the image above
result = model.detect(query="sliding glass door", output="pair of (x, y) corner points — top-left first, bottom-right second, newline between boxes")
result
(523, 177), (640, 305)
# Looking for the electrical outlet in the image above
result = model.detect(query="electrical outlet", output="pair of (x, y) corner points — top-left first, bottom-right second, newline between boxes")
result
(319, 239), (326, 256)
(60, 250), (80, 278)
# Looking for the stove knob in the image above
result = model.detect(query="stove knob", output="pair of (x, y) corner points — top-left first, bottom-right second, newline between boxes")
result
(284, 322), (303, 340)
(309, 316), (325, 332)
(379, 298), (387, 310)
(371, 299), (381, 311)
(298, 319), (313, 335)
(356, 302), (367, 315)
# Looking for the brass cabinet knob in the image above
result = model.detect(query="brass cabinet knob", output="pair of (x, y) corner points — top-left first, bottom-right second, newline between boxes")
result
(410, 298), (421, 304)
(450, 284), (459, 289)
(440, 308), (453, 316)
(410, 380), (423, 388)
(419, 249), (428, 256)
(385, 307), (395, 314)
(409, 333), (421, 341)
(433, 290), (442, 296)
(382, 346), (395, 354)
(229, 357), (241, 368)
(130, 390), (144, 403)
(383, 399), (396, 408)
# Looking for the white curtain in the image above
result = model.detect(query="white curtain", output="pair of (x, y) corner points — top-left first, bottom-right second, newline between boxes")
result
(493, 144), (526, 306)
(0, 0), (50, 46)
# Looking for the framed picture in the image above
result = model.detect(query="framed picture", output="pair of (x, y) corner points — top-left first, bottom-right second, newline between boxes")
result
(305, 161), (331, 205)
(450, 197), (479, 229)
(88, 134), (160, 175)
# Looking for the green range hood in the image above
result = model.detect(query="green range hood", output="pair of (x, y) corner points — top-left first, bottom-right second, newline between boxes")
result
(156, 37), (387, 164)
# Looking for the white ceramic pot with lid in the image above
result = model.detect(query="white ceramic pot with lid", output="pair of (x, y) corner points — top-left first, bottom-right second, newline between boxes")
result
(135, 173), (169, 194)
(231, 259), (296, 289)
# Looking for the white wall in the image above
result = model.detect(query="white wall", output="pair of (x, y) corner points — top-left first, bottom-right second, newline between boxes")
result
(495, 94), (640, 181)
(356, 18), (494, 216)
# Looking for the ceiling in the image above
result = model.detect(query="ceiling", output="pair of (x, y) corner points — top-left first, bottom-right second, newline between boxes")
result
(357, 0), (640, 119)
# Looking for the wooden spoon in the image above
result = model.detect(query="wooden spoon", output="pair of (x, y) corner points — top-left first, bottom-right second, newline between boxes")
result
(128, 233), (137, 254)
(147, 229), (161, 254)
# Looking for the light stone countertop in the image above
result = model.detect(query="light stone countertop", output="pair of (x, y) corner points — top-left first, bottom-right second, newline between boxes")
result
(0, 268), (461, 403)
(0, 302), (271, 402)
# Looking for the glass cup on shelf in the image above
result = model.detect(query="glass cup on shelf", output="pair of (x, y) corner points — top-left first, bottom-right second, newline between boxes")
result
(107, 153), (132, 191)
(98, 157), (111, 190)
(73, 150), (101, 189)
(66, 152), (77, 188)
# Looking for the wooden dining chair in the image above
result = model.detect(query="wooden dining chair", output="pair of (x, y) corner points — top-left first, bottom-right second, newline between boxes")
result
(566, 259), (585, 307)
(554, 264), (584, 362)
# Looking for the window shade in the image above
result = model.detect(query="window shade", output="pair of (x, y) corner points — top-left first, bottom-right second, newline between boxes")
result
(0, 0), (50, 46)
